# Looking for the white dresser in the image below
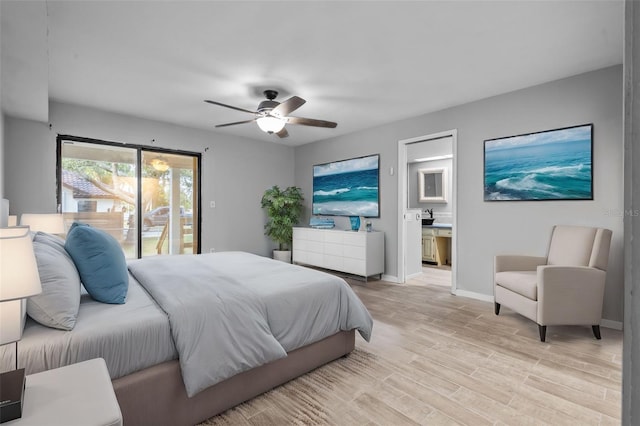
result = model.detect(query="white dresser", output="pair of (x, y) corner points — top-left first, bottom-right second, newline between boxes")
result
(292, 227), (384, 279)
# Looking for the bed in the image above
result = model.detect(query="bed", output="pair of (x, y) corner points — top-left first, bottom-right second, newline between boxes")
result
(0, 233), (373, 426)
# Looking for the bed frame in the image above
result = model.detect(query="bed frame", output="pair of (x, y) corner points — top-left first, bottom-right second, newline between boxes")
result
(113, 330), (355, 426)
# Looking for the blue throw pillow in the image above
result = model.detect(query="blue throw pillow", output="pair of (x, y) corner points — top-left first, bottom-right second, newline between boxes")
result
(64, 222), (128, 304)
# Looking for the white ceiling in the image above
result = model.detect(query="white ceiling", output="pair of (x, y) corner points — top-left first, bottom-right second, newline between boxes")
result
(1, 1), (624, 147)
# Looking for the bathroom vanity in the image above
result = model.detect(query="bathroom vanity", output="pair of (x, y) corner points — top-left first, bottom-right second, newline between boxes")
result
(422, 224), (452, 266)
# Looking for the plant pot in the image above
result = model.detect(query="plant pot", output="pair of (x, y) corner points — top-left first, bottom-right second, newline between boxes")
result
(273, 250), (292, 263)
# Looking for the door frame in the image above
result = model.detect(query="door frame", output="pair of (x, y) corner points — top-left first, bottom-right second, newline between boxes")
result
(397, 129), (457, 294)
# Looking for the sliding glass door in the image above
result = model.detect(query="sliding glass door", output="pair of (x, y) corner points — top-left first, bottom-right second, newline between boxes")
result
(141, 151), (198, 256)
(58, 136), (200, 258)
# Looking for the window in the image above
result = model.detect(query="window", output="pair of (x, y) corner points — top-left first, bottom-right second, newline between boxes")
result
(57, 136), (201, 258)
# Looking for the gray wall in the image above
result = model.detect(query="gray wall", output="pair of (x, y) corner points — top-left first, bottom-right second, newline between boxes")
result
(4, 101), (295, 256)
(623, 0), (639, 423)
(0, 112), (4, 198)
(295, 65), (624, 323)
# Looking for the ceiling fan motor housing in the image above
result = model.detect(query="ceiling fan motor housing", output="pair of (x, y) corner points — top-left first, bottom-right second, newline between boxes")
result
(257, 89), (281, 115)
(257, 99), (279, 114)
(263, 89), (278, 100)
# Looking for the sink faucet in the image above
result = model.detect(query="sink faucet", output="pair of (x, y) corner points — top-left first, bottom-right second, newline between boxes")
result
(425, 208), (433, 218)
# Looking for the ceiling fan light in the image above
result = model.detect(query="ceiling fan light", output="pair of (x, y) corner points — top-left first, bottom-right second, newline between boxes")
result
(256, 116), (286, 134)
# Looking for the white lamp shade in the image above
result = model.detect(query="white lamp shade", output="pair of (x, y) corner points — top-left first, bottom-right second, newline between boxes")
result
(20, 213), (65, 234)
(256, 116), (286, 133)
(0, 226), (42, 302)
(0, 299), (26, 345)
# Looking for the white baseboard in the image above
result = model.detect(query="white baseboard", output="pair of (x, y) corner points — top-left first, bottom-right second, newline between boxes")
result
(405, 272), (423, 280)
(453, 288), (494, 303)
(381, 274), (401, 283)
(600, 319), (623, 330)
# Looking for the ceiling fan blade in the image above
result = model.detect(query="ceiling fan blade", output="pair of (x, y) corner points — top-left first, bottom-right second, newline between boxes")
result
(215, 119), (256, 128)
(204, 100), (256, 115)
(276, 127), (289, 138)
(286, 116), (337, 128)
(271, 96), (306, 117)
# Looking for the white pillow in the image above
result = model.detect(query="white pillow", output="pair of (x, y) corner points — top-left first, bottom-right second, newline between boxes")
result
(27, 232), (81, 330)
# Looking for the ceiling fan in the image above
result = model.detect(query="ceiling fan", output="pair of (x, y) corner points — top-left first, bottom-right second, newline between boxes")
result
(204, 90), (337, 138)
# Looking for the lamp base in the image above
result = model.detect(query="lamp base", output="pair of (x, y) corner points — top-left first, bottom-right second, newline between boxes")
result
(0, 368), (25, 423)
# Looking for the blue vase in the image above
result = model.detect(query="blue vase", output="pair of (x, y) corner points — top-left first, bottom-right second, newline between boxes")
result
(349, 216), (360, 231)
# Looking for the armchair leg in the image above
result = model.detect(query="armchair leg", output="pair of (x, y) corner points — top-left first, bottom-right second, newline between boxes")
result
(592, 325), (602, 340)
(538, 325), (547, 342)
(494, 302), (501, 315)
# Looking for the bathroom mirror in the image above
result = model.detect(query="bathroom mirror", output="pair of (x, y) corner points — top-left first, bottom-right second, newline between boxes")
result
(418, 168), (447, 203)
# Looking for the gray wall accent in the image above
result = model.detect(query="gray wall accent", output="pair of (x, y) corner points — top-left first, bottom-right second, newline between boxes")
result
(623, 1), (638, 424)
(295, 65), (624, 322)
(4, 101), (295, 256)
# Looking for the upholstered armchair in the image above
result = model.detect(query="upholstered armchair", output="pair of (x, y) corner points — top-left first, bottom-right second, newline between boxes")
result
(494, 225), (612, 342)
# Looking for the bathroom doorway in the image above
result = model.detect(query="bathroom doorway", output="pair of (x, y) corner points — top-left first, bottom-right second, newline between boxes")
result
(397, 130), (456, 292)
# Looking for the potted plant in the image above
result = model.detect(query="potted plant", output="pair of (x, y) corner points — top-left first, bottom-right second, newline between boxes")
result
(261, 185), (304, 262)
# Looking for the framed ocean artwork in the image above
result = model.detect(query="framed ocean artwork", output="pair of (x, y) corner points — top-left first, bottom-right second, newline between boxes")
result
(484, 124), (593, 201)
(312, 154), (380, 217)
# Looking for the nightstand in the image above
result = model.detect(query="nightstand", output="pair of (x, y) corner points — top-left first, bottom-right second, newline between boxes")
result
(4, 358), (122, 426)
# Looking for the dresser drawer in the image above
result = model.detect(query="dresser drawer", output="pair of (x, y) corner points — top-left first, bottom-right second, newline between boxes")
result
(297, 240), (323, 253)
(324, 242), (344, 256)
(342, 232), (365, 247)
(324, 231), (344, 244)
(293, 250), (323, 266)
(295, 228), (324, 242)
(436, 228), (452, 237)
(422, 228), (436, 236)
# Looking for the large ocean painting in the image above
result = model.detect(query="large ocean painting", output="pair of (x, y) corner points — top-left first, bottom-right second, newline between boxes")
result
(484, 124), (593, 201)
(313, 154), (380, 217)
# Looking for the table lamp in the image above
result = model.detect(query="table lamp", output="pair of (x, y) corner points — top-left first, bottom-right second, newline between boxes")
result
(20, 213), (65, 235)
(0, 226), (42, 423)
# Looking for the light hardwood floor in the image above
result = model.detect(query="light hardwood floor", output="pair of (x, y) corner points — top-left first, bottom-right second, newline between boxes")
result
(412, 265), (452, 287)
(203, 273), (622, 425)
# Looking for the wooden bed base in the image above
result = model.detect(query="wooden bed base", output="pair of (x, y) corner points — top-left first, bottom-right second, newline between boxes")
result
(112, 330), (355, 426)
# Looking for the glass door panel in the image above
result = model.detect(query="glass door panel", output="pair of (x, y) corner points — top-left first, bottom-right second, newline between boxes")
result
(141, 151), (198, 257)
(60, 141), (138, 258)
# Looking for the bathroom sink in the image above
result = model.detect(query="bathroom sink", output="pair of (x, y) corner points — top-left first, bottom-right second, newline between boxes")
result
(431, 223), (452, 228)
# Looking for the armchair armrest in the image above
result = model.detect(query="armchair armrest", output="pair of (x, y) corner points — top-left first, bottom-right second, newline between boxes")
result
(537, 265), (606, 325)
(494, 255), (547, 273)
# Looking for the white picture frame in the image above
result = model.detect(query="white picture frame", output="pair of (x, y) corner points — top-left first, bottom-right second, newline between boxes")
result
(418, 168), (447, 203)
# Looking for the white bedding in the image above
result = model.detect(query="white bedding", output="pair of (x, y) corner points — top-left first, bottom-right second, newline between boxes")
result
(128, 252), (373, 397)
(0, 273), (177, 378)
